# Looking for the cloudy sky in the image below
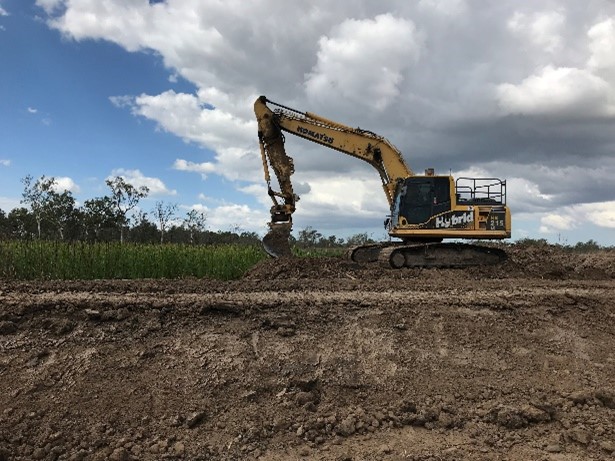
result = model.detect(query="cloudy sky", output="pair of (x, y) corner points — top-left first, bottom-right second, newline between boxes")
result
(1, 0), (614, 245)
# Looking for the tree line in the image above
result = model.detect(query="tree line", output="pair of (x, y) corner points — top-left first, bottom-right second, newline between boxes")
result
(0, 175), (259, 245)
(293, 226), (375, 248)
(0, 175), (375, 247)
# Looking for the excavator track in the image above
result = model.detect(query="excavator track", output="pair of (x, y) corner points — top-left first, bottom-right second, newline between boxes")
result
(348, 242), (506, 268)
(346, 243), (396, 264)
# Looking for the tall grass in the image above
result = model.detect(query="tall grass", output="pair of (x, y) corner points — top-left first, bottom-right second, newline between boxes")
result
(0, 241), (266, 280)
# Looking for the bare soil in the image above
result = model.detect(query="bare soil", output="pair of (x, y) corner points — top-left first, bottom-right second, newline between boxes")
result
(1, 245), (615, 460)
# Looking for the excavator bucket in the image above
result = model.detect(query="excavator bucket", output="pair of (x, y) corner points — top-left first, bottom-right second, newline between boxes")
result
(262, 222), (293, 258)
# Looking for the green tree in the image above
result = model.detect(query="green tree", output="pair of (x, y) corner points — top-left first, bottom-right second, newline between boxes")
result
(83, 196), (118, 241)
(0, 208), (7, 240)
(573, 239), (601, 252)
(346, 232), (374, 246)
(20, 175), (77, 240)
(21, 175), (50, 239)
(7, 207), (36, 240)
(297, 226), (322, 247)
(319, 234), (345, 247)
(239, 231), (261, 245)
(183, 209), (207, 244)
(43, 187), (77, 240)
(151, 201), (178, 244)
(130, 211), (159, 243)
(105, 176), (149, 243)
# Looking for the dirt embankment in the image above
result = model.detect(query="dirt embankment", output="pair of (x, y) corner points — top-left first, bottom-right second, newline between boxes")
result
(0, 246), (614, 460)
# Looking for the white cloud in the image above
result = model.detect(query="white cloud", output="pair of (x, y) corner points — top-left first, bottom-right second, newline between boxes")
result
(52, 176), (80, 194)
(109, 95), (133, 108)
(305, 14), (423, 111)
(123, 90), (261, 182)
(588, 18), (615, 72)
(497, 16), (615, 118)
(35, 0), (63, 15)
(109, 168), (177, 196)
(238, 183), (267, 199)
(580, 201), (615, 229)
(131, 90), (255, 148)
(539, 213), (576, 233)
(299, 175), (386, 219)
(539, 201), (615, 233)
(0, 196), (20, 211)
(418, 0), (467, 16)
(45, 0), (227, 59)
(187, 202), (269, 234)
(454, 160), (615, 218)
(25, 104), (52, 124)
(497, 65), (614, 117)
(507, 10), (565, 53)
(283, 173), (389, 232)
(0, 1), (8, 32)
(507, 177), (554, 211)
(0, 159), (10, 167)
(173, 159), (216, 179)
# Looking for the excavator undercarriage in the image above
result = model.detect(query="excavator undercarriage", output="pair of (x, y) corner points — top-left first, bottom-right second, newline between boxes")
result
(348, 242), (507, 268)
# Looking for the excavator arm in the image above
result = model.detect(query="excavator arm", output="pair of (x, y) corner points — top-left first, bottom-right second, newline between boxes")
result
(255, 96), (412, 206)
(255, 96), (413, 257)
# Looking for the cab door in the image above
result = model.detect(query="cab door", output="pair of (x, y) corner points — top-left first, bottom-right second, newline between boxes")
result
(398, 177), (451, 224)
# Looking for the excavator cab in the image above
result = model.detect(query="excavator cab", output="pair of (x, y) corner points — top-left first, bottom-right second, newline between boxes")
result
(394, 176), (453, 225)
(390, 174), (510, 240)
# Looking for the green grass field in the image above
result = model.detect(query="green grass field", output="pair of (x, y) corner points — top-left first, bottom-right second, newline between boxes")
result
(0, 241), (347, 281)
(0, 241), (268, 280)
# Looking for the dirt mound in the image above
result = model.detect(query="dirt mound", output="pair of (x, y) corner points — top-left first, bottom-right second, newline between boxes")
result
(244, 256), (358, 280)
(245, 245), (615, 282)
(502, 244), (615, 279)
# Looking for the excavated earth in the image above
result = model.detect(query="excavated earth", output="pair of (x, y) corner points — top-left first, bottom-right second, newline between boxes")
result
(1, 245), (615, 460)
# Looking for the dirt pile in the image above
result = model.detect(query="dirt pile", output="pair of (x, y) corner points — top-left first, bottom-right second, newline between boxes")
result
(0, 245), (614, 460)
(244, 244), (615, 282)
(500, 244), (615, 279)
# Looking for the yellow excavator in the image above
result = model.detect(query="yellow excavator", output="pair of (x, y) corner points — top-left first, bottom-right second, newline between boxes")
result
(255, 96), (511, 268)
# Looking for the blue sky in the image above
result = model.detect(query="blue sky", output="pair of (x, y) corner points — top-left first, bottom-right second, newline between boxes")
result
(0, 0), (259, 233)
(1, 0), (615, 245)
